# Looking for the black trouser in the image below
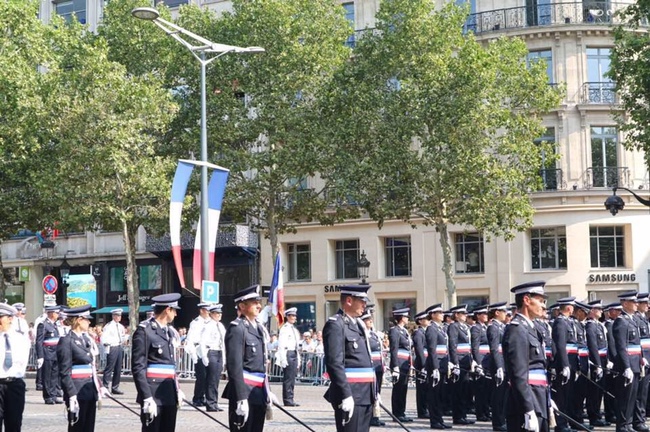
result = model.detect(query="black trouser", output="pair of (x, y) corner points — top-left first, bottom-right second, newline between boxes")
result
(452, 369), (470, 421)
(333, 403), (372, 432)
(605, 371), (617, 422)
(205, 350), (223, 410)
(102, 346), (123, 391)
(428, 375), (446, 426)
(228, 401), (265, 432)
(192, 360), (207, 404)
(42, 358), (59, 402)
(35, 367), (42, 389)
(491, 379), (508, 429)
(0, 378), (25, 431)
(507, 411), (548, 432)
(475, 375), (491, 419)
(586, 372), (604, 423)
(615, 373), (639, 432)
(570, 373), (587, 422)
(552, 374), (571, 431)
(391, 365), (409, 418)
(282, 350), (298, 405)
(634, 372), (650, 427)
(140, 404), (178, 432)
(68, 399), (97, 432)
(415, 374), (428, 417)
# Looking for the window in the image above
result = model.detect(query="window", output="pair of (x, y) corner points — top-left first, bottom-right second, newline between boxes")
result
(109, 264), (162, 292)
(590, 226), (625, 268)
(455, 233), (484, 274)
(527, 50), (553, 83)
(590, 126), (619, 187)
(54, 0), (86, 24)
(154, 0), (189, 7)
(288, 243), (311, 281)
(335, 239), (360, 279)
(526, 0), (552, 26)
(586, 47), (615, 103)
(457, 295), (489, 311)
(385, 237), (412, 277)
(342, 2), (355, 48)
(531, 227), (567, 270)
(535, 127), (557, 190)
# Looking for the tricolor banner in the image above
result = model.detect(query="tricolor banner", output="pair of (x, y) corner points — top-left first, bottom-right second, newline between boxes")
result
(269, 251), (285, 326)
(169, 160), (229, 289)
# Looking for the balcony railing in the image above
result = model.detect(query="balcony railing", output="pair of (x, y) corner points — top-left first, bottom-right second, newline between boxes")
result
(539, 168), (565, 190)
(586, 166), (630, 188)
(466, 2), (639, 35)
(581, 82), (618, 104)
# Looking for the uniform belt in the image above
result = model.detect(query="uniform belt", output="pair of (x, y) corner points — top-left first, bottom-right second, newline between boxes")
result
(345, 368), (375, 383)
(207, 347), (223, 352)
(578, 347), (589, 357)
(566, 344), (578, 354)
(456, 343), (471, 354)
(43, 338), (60, 346)
(628, 345), (642, 356)
(528, 369), (547, 386)
(146, 364), (176, 379)
(371, 351), (382, 361)
(397, 349), (411, 360)
(243, 371), (265, 388)
(0, 377), (18, 383)
(436, 345), (448, 356)
(71, 365), (93, 379)
(479, 345), (489, 355)
(598, 348), (607, 357)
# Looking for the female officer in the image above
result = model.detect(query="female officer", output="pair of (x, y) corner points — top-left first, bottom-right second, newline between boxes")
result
(57, 305), (108, 431)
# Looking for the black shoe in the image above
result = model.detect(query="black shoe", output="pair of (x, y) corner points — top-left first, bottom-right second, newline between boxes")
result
(192, 400), (205, 407)
(431, 423), (447, 430)
(477, 416), (491, 422)
(397, 416), (414, 423)
(36, 385), (43, 391)
(633, 425), (649, 432)
(284, 402), (300, 407)
(590, 419), (608, 427)
(370, 418), (385, 427)
(442, 424), (453, 429)
(55, 398), (64, 404)
(111, 388), (124, 395)
(453, 419), (475, 425)
(206, 406), (223, 412)
(44, 399), (55, 405)
(493, 426), (507, 431)
(419, 414), (431, 419)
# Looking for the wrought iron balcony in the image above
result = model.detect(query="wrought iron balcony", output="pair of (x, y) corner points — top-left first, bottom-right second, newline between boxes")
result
(466, 2), (639, 35)
(539, 168), (565, 191)
(586, 166), (630, 188)
(581, 82), (618, 104)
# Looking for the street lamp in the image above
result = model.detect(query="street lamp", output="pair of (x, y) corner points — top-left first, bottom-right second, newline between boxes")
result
(604, 186), (650, 216)
(357, 250), (371, 285)
(132, 7), (264, 283)
(60, 257), (71, 289)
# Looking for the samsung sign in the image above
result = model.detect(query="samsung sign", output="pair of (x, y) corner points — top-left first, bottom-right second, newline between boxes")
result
(588, 273), (636, 284)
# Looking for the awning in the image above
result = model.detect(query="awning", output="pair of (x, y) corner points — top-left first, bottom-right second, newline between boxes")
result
(91, 305), (152, 314)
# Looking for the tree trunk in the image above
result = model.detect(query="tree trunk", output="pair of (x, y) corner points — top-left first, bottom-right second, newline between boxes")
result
(437, 222), (457, 308)
(0, 239), (6, 301)
(122, 220), (140, 338)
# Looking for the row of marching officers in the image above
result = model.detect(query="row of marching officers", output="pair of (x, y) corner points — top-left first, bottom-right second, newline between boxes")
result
(380, 283), (650, 432)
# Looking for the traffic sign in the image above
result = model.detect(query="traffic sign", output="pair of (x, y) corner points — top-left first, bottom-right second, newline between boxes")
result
(42, 275), (58, 295)
(201, 280), (219, 304)
(43, 294), (56, 306)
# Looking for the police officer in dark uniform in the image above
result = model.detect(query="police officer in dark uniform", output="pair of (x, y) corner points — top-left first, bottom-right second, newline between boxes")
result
(614, 291), (642, 432)
(471, 304), (491, 423)
(572, 301), (590, 425)
(222, 285), (277, 432)
(448, 304), (474, 425)
(605, 302), (622, 425)
(487, 302), (508, 432)
(361, 305), (385, 427)
(57, 305), (109, 431)
(36, 305), (63, 404)
(585, 299), (608, 427)
(132, 293), (184, 432)
(389, 307), (413, 423)
(503, 281), (549, 432)
(551, 296), (577, 432)
(413, 311), (430, 419)
(425, 303), (451, 430)
(634, 293), (650, 432)
(323, 285), (376, 432)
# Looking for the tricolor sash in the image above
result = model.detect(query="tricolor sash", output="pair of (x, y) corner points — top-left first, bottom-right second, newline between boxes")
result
(528, 369), (547, 386)
(71, 364), (92, 379)
(243, 371), (265, 388)
(146, 364), (176, 379)
(345, 368), (375, 383)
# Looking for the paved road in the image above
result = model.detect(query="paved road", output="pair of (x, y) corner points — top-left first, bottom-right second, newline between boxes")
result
(21, 378), (616, 431)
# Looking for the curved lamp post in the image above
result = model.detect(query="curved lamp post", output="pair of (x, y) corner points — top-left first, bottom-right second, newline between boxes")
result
(357, 250), (371, 285)
(132, 7), (264, 282)
(604, 187), (650, 216)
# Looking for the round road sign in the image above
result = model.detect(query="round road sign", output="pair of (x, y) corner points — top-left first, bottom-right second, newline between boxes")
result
(42, 275), (58, 295)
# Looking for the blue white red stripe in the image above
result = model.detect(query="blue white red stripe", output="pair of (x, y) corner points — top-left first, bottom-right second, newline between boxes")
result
(641, 339), (650, 349)
(545, 346), (553, 357)
(345, 368), (375, 383)
(146, 364), (176, 379)
(436, 345), (448, 356)
(566, 344), (578, 354)
(628, 345), (642, 356)
(456, 343), (471, 354)
(397, 349), (411, 360)
(169, 161), (194, 288)
(243, 371), (265, 388)
(71, 365), (92, 379)
(371, 351), (382, 361)
(44, 337), (60, 346)
(479, 345), (489, 355)
(578, 347), (588, 357)
(598, 348), (607, 357)
(528, 369), (547, 386)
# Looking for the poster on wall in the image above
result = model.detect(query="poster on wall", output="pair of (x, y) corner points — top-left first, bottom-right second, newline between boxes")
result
(66, 274), (97, 307)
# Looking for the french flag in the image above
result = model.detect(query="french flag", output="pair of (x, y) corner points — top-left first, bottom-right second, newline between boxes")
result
(269, 251), (285, 326)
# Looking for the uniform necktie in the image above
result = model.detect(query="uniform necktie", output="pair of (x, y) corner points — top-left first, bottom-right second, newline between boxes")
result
(4, 334), (12, 370)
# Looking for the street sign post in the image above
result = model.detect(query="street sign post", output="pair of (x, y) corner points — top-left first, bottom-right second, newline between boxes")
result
(42, 275), (58, 295)
(201, 280), (219, 304)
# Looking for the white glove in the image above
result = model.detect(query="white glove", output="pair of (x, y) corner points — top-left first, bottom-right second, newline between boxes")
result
(560, 366), (570, 385)
(607, 360), (614, 370)
(452, 365), (461, 376)
(471, 360), (478, 372)
(185, 344), (198, 364)
(202, 355), (209, 368)
(69, 395), (80, 414)
(643, 358), (648, 368)
(275, 351), (288, 369)
(143, 397), (157, 420)
(340, 396), (354, 425)
(624, 368), (633, 386)
(594, 367), (603, 380)
(268, 391), (280, 406)
(432, 369), (441, 387)
(496, 367), (504, 386)
(524, 410), (539, 432)
(105, 345), (111, 355)
(177, 389), (185, 408)
(37, 358), (44, 369)
(100, 387), (111, 398)
(236, 400), (249, 424)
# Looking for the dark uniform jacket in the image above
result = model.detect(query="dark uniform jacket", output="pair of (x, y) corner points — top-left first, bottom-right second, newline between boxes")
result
(552, 314), (577, 372)
(222, 316), (267, 406)
(57, 331), (98, 402)
(448, 321), (471, 370)
(323, 310), (375, 406)
(613, 311), (641, 374)
(36, 318), (61, 361)
(132, 318), (178, 406)
(486, 319), (505, 375)
(413, 327), (428, 372)
(425, 322), (448, 375)
(534, 319), (553, 365)
(502, 314), (548, 420)
(634, 312), (650, 365)
(470, 322), (489, 370)
(585, 318), (607, 370)
(574, 318), (589, 374)
(605, 319), (617, 364)
(388, 325), (412, 372)
(368, 329), (383, 371)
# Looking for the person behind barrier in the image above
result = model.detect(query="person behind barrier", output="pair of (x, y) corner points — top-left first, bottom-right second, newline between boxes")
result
(502, 281), (549, 432)
(199, 304), (226, 412)
(323, 284), (376, 432)
(57, 305), (109, 432)
(0, 302), (30, 431)
(222, 285), (278, 432)
(101, 308), (126, 395)
(185, 302), (212, 406)
(132, 293), (185, 432)
(36, 304), (63, 404)
(276, 307), (301, 407)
